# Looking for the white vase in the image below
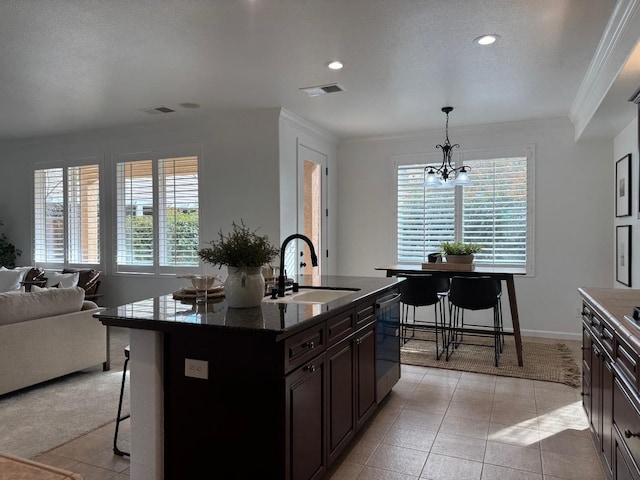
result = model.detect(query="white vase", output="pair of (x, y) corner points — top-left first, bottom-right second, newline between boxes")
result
(224, 267), (265, 308)
(445, 254), (474, 264)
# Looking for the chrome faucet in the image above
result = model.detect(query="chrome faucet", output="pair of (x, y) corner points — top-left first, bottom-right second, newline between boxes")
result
(277, 234), (318, 297)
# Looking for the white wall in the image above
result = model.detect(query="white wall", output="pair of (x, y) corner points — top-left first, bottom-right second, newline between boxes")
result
(336, 117), (613, 339)
(614, 116), (640, 288)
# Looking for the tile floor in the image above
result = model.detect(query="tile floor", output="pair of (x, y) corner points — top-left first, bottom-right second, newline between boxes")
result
(30, 338), (603, 480)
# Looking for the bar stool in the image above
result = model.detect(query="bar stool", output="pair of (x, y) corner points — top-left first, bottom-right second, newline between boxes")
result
(447, 276), (503, 366)
(399, 274), (450, 359)
(113, 345), (130, 457)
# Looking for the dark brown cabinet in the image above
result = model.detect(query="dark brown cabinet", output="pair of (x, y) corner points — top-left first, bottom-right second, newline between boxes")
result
(286, 357), (327, 480)
(162, 289), (398, 480)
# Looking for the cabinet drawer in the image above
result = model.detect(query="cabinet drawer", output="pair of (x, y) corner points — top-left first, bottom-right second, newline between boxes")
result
(613, 375), (640, 468)
(355, 302), (375, 328)
(327, 310), (354, 347)
(284, 324), (326, 374)
(616, 335), (639, 390)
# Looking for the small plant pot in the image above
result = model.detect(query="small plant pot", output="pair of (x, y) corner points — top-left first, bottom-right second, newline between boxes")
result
(445, 254), (474, 264)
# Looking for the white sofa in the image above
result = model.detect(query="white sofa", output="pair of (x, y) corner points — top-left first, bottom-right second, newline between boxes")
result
(0, 286), (108, 396)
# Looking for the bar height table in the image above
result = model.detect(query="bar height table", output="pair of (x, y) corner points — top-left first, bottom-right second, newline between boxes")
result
(375, 264), (526, 367)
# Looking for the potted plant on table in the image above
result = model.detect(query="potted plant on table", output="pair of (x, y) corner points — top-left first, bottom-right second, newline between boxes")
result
(0, 220), (21, 268)
(440, 241), (482, 264)
(198, 220), (279, 308)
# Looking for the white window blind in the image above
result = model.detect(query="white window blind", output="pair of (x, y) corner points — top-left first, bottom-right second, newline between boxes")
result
(116, 154), (199, 272)
(34, 168), (65, 263)
(397, 155), (529, 267)
(34, 164), (100, 265)
(116, 160), (154, 267)
(158, 156), (199, 267)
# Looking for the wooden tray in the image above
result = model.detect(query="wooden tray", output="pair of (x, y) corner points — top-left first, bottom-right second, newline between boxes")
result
(421, 262), (475, 271)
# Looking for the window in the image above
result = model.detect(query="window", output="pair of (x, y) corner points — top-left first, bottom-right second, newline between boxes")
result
(396, 146), (533, 270)
(34, 163), (101, 266)
(115, 152), (199, 273)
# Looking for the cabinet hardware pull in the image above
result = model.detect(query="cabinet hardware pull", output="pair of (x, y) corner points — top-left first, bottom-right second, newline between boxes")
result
(355, 338), (361, 345)
(625, 429), (640, 438)
(305, 341), (315, 349)
(307, 365), (317, 373)
(580, 392), (588, 396)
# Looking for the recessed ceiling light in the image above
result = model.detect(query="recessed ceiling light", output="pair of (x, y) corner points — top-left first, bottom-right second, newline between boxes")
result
(326, 60), (344, 70)
(474, 34), (500, 46)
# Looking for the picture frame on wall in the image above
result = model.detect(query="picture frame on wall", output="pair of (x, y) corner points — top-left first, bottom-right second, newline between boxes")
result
(616, 225), (632, 287)
(616, 153), (632, 217)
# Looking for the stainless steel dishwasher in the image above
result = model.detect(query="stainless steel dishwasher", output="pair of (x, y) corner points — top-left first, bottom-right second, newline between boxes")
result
(375, 292), (401, 401)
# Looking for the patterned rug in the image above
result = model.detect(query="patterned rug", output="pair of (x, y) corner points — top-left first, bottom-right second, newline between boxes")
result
(400, 331), (581, 387)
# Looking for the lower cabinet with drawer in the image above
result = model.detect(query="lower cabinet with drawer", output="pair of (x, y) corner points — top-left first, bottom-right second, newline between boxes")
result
(581, 291), (640, 480)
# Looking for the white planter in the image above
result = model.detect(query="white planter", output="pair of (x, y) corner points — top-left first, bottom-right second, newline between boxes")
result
(445, 254), (474, 264)
(224, 267), (265, 308)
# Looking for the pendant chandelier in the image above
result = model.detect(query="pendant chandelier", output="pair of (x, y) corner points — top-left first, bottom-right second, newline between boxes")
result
(424, 106), (471, 188)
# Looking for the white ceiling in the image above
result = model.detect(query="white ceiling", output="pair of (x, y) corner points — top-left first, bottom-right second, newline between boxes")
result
(0, 0), (636, 142)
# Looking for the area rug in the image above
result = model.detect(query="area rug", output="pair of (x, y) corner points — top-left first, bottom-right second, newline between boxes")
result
(401, 332), (581, 388)
(0, 327), (130, 459)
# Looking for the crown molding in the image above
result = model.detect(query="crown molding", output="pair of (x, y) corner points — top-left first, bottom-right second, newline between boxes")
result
(569, 0), (640, 140)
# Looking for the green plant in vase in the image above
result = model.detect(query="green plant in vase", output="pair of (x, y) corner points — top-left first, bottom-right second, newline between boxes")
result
(440, 241), (482, 264)
(198, 220), (279, 308)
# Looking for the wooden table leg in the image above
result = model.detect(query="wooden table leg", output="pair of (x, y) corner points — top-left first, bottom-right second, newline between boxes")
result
(505, 275), (523, 367)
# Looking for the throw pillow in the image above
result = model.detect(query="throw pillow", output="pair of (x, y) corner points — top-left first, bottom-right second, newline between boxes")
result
(45, 271), (80, 288)
(0, 269), (24, 292)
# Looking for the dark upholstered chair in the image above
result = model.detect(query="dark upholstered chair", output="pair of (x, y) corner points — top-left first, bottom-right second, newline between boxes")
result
(447, 276), (503, 366)
(399, 274), (450, 360)
(62, 268), (102, 300)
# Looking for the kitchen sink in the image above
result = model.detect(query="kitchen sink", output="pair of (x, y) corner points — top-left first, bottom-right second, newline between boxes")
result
(262, 287), (360, 305)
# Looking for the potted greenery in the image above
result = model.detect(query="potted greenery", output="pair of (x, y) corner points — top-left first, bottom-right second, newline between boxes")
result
(440, 241), (482, 264)
(0, 220), (21, 268)
(198, 220), (279, 308)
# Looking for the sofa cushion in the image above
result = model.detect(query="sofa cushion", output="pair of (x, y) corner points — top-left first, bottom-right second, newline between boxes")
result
(0, 286), (85, 326)
(0, 269), (24, 292)
(45, 271), (80, 288)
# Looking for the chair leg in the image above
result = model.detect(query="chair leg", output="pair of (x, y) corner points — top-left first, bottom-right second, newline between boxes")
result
(114, 355), (130, 457)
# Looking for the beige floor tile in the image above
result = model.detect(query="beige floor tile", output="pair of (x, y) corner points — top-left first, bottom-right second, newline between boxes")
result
(439, 415), (490, 440)
(393, 409), (444, 432)
(357, 465), (420, 479)
(446, 400), (493, 421)
(423, 368), (463, 379)
(84, 447), (130, 473)
(541, 450), (606, 479)
(480, 463), (543, 479)
(47, 433), (113, 463)
(540, 431), (600, 459)
(326, 460), (365, 479)
(484, 441), (542, 473)
(430, 433), (486, 462)
(412, 384), (456, 402)
(418, 374), (460, 389)
(343, 438), (381, 465)
(366, 443), (429, 477)
(492, 394), (537, 412)
(488, 423), (541, 448)
(456, 379), (497, 394)
(404, 397), (451, 416)
(490, 407), (539, 427)
(63, 461), (118, 480)
(381, 424), (437, 452)
(29, 452), (81, 472)
(420, 452), (483, 480)
(451, 389), (494, 406)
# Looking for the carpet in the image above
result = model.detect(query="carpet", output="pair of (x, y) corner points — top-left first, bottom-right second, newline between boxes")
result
(0, 327), (130, 459)
(400, 331), (581, 388)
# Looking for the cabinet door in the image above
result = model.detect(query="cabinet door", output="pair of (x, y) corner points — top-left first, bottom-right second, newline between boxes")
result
(327, 339), (355, 465)
(356, 322), (377, 429)
(615, 427), (640, 480)
(591, 343), (603, 445)
(285, 357), (326, 480)
(603, 358), (613, 476)
(582, 326), (592, 422)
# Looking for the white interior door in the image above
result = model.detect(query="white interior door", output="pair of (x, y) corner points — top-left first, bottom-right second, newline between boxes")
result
(297, 144), (327, 278)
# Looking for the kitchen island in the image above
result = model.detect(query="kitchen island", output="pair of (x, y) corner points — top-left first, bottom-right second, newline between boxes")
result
(96, 275), (403, 480)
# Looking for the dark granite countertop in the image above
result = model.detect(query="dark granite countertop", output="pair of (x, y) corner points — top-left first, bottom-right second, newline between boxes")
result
(96, 275), (403, 336)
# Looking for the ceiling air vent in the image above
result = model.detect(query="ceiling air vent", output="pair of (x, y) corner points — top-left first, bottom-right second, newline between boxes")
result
(139, 106), (176, 115)
(300, 83), (346, 97)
